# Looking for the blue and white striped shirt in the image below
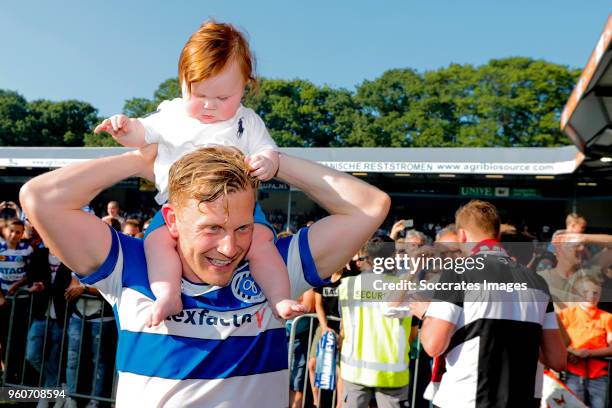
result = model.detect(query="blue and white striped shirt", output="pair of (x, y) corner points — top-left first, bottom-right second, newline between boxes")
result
(79, 226), (326, 408)
(0, 239), (33, 294)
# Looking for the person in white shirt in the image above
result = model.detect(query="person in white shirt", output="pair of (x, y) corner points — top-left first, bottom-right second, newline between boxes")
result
(94, 21), (303, 326)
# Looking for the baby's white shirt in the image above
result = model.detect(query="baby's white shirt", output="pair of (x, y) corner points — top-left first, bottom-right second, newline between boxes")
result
(139, 98), (277, 204)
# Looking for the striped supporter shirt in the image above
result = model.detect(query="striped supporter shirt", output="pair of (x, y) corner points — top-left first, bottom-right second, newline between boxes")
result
(78, 226), (326, 408)
(425, 243), (557, 408)
(0, 239), (33, 294)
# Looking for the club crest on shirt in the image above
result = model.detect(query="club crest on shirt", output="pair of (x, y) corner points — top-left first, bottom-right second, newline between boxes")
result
(231, 270), (265, 303)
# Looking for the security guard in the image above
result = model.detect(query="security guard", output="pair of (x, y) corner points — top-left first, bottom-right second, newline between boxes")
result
(339, 236), (414, 408)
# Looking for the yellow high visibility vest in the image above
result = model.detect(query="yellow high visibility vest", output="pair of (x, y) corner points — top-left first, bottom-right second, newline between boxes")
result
(339, 273), (412, 388)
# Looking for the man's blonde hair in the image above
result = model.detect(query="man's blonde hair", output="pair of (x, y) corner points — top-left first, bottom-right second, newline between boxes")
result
(455, 200), (500, 239)
(168, 146), (259, 208)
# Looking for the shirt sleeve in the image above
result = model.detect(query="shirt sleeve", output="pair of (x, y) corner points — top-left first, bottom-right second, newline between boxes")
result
(243, 109), (277, 156)
(138, 99), (181, 144)
(75, 226), (124, 307)
(277, 228), (329, 299)
(605, 313), (612, 334)
(542, 301), (559, 330)
(425, 268), (465, 325)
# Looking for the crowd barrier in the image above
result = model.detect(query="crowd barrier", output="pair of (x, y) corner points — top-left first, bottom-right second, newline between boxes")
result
(1, 295), (609, 407)
(288, 314), (342, 408)
(1, 290), (117, 406)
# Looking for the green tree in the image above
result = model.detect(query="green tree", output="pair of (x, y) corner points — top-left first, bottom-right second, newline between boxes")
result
(0, 91), (101, 147)
(244, 78), (358, 147)
(123, 78), (180, 118)
(352, 58), (579, 147)
(351, 68), (425, 147)
(0, 90), (29, 146)
(23, 100), (100, 146)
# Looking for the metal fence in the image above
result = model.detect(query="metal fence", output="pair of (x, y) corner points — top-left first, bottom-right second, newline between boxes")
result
(1, 295), (610, 407)
(287, 314), (342, 408)
(0, 290), (117, 406)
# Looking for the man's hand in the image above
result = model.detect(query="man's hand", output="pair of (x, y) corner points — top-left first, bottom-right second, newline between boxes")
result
(7, 283), (20, 296)
(94, 115), (147, 148)
(390, 220), (407, 241)
(0, 297), (7, 308)
(568, 347), (589, 358)
(407, 296), (430, 320)
(64, 285), (86, 301)
(129, 144), (158, 182)
(245, 151), (279, 181)
(28, 282), (45, 293)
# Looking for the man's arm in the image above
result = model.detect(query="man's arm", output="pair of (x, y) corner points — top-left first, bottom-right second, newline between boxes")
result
(276, 154), (390, 280)
(7, 276), (29, 295)
(314, 292), (330, 331)
(419, 315), (456, 357)
(540, 328), (566, 372)
(20, 146), (156, 275)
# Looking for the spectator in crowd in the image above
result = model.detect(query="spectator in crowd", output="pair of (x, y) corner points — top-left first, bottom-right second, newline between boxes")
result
(0, 218), (33, 304)
(122, 219), (142, 238)
(434, 224), (459, 245)
(422, 224), (463, 405)
(404, 229), (427, 247)
(0, 218), (34, 375)
(532, 249), (557, 273)
(63, 277), (117, 408)
(338, 236), (413, 408)
(0, 201), (23, 221)
(559, 276), (612, 408)
(409, 200), (566, 408)
(19, 144), (390, 406)
(389, 220), (407, 241)
(307, 267), (344, 407)
(566, 213), (587, 234)
(142, 218), (152, 234)
(25, 244), (72, 398)
(540, 231), (602, 310)
(101, 216), (122, 232)
(433, 224), (462, 261)
(105, 201), (125, 226)
(288, 289), (315, 408)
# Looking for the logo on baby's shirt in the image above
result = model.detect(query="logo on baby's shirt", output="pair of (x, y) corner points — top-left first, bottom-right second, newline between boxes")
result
(237, 118), (244, 139)
(231, 270), (265, 303)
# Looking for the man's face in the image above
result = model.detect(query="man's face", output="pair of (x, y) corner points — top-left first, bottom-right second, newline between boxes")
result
(435, 232), (463, 258)
(567, 221), (586, 234)
(107, 202), (120, 217)
(165, 189), (255, 286)
(355, 251), (372, 272)
(2, 224), (24, 247)
(122, 224), (140, 238)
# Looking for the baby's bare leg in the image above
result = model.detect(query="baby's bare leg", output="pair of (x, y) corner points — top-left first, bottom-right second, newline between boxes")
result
(247, 225), (306, 319)
(145, 225), (183, 326)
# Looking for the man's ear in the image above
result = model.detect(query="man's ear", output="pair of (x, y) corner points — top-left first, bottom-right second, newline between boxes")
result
(162, 204), (179, 239)
(458, 228), (468, 243)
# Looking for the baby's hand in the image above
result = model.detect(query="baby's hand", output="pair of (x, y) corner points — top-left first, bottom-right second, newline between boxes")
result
(94, 114), (133, 146)
(274, 299), (307, 320)
(245, 151), (279, 181)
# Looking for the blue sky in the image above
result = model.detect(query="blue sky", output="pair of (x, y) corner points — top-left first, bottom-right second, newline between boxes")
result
(1, 1), (610, 117)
